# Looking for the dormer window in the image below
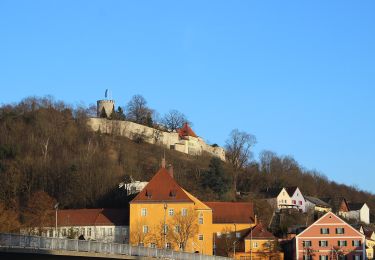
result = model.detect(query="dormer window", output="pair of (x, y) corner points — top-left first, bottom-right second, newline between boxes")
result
(145, 190), (152, 199)
(169, 189), (177, 198)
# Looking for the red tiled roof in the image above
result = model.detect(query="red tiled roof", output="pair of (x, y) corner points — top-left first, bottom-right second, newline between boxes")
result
(131, 167), (193, 203)
(204, 202), (254, 224)
(50, 208), (129, 227)
(178, 123), (198, 138)
(245, 223), (275, 240)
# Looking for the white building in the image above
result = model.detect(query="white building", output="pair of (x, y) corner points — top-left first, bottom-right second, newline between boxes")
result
(285, 187), (307, 212)
(119, 176), (148, 196)
(348, 203), (370, 224)
(264, 187), (293, 211)
(23, 208), (129, 243)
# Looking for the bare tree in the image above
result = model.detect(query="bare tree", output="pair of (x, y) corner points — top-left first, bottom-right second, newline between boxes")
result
(0, 202), (20, 232)
(23, 191), (56, 235)
(126, 95), (154, 126)
(162, 110), (189, 132)
(169, 208), (199, 251)
(129, 218), (151, 246)
(225, 129), (256, 193)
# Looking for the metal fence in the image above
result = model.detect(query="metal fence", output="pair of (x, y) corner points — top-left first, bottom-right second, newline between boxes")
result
(0, 233), (231, 260)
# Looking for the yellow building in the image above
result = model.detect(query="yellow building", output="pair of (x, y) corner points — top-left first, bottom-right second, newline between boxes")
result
(129, 163), (255, 256)
(360, 226), (375, 259)
(233, 223), (284, 260)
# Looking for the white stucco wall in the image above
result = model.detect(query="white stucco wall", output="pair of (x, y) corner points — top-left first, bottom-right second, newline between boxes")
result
(290, 188), (307, 212)
(276, 188), (292, 210)
(24, 225), (129, 243)
(87, 118), (226, 161)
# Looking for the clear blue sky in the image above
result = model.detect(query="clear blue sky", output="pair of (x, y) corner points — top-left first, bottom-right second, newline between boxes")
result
(1, 1), (374, 193)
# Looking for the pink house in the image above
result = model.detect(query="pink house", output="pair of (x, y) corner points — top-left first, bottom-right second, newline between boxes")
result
(295, 211), (365, 260)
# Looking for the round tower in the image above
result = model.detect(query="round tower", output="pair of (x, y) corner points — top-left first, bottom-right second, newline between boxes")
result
(97, 99), (115, 118)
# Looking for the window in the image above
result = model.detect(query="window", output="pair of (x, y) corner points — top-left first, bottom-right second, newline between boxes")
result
(181, 208), (187, 216)
(169, 208), (174, 216)
(253, 242), (258, 248)
(48, 229), (53, 237)
(303, 256), (312, 260)
(303, 241), (312, 247)
(319, 256), (329, 260)
(320, 228), (329, 234)
(141, 208), (147, 216)
(163, 224), (168, 234)
(62, 229), (67, 237)
(352, 240), (361, 246)
(150, 243), (156, 248)
(336, 227), (345, 234)
(87, 228), (92, 236)
(292, 200), (296, 204)
(319, 240), (328, 247)
(236, 232), (241, 238)
(166, 242), (171, 249)
(338, 240), (347, 246)
(353, 255), (361, 260)
(108, 228), (112, 236)
(198, 234), (204, 241)
(338, 256), (347, 260)
(143, 225), (149, 234)
(175, 225), (180, 233)
(139, 242), (144, 247)
(299, 201), (302, 205)
(101, 228), (105, 237)
(198, 214), (204, 225)
(216, 232), (221, 238)
(179, 243), (184, 250)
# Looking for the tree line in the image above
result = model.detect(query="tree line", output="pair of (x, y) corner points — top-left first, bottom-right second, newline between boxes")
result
(0, 96), (374, 233)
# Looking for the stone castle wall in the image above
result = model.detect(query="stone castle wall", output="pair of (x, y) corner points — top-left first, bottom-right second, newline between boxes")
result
(87, 118), (226, 161)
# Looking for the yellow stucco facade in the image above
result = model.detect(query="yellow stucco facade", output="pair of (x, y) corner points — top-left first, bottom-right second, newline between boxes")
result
(129, 167), (255, 256)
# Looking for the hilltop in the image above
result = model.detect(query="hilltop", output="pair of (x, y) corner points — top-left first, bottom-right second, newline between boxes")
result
(0, 96), (374, 230)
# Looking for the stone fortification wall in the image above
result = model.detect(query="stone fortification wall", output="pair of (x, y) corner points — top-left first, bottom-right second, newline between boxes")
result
(87, 118), (226, 161)
(97, 100), (115, 117)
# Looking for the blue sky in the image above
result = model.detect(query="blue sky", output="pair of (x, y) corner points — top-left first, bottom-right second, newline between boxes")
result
(1, 1), (374, 193)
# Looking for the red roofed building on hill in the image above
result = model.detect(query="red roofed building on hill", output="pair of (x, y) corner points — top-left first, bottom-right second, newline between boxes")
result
(129, 162), (256, 256)
(22, 208), (129, 243)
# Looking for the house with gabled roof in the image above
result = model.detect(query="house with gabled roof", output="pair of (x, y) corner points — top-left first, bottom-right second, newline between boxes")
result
(348, 202), (370, 224)
(233, 222), (284, 259)
(359, 225), (375, 259)
(294, 211), (365, 260)
(286, 187), (307, 213)
(263, 187), (294, 212)
(129, 161), (255, 256)
(305, 196), (332, 213)
(22, 208), (129, 243)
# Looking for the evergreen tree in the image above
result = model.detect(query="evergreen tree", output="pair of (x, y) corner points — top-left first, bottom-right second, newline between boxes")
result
(201, 157), (231, 197)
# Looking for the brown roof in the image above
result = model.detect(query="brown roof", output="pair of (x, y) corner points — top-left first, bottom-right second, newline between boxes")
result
(204, 202), (254, 224)
(131, 167), (193, 203)
(245, 223), (275, 240)
(178, 123), (198, 138)
(50, 208), (129, 227)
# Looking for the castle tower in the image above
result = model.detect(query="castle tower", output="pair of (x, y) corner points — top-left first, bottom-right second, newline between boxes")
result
(97, 89), (115, 118)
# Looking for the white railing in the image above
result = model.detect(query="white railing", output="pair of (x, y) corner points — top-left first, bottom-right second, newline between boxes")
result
(0, 233), (230, 260)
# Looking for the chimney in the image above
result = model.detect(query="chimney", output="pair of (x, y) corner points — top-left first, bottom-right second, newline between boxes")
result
(167, 164), (174, 178)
